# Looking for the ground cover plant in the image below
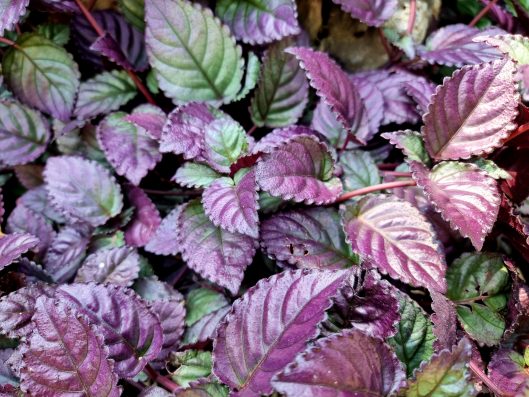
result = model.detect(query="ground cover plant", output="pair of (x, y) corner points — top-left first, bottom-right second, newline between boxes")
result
(0, 0), (529, 395)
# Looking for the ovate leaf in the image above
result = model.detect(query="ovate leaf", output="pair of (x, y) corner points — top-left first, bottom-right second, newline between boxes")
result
(0, 233), (39, 271)
(125, 186), (162, 247)
(250, 38), (308, 127)
(410, 161), (501, 250)
(178, 200), (257, 294)
(342, 194), (447, 292)
(74, 70), (137, 120)
(173, 162), (221, 188)
(330, 0), (397, 26)
(2, 34), (80, 121)
(403, 338), (475, 397)
(446, 252), (509, 345)
(145, 0), (244, 104)
(97, 111), (162, 185)
(0, 0), (29, 34)
(20, 298), (120, 397)
(216, 0), (299, 44)
(272, 329), (405, 396)
(212, 268), (348, 396)
(256, 135), (342, 205)
(339, 150), (380, 191)
(145, 206), (182, 256)
(204, 116), (249, 173)
(0, 100), (50, 166)
(56, 283), (163, 378)
(44, 156), (123, 227)
(422, 59), (518, 160)
(261, 207), (357, 269)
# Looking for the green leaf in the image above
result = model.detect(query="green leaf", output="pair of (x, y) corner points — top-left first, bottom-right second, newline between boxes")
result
(382, 130), (431, 165)
(480, 34), (529, 65)
(2, 33), (80, 121)
(173, 162), (221, 188)
(339, 150), (380, 191)
(204, 116), (249, 173)
(185, 288), (228, 326)
(145, 0), (244, 105)
(146, 70), (160, 95)
(388, 293), (435, 377)
(169, 350), (212, 387)
(250, 38), (308, 127)
(234, 52), (260, 102)
(446, 252), (509, 346)
(75, 70), (137, 120)
(471, 158), (511, 180)
(35, 24), (70, 46)
(118, 0), (145, 30)
(404, 339), (476, 397)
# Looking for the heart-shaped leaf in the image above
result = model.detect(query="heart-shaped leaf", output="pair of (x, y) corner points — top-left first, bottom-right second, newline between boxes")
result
(125, 186), (162, 247)
(261, 207), (357, 269)
(272, 329), (405, 396)
(410, 161), (501, 250)
(0, 99), (50, 166)
(216, 0), (299, 44)
(250, 38), (308, 127)
(75, 247), (141, 286)
(213, 268), (348, 396)
(422, 59), (518, 160)
(145, 206), (183, 256)
(145, 0), (244, 104)
(2, 33), (80, 120)
(0, 233), (39, 271)
(20, 298), (120, 397)
(256, 135), (342, 205)
(74, 70), (137, 120)
(204, 116), (249, 173)
(178, 200), (257, 294)
(56, 283), (163, 378)
(173, 162), (221, 188)
(44, 156), (123, 227)
(342, 194), (447, 292)
(0, 0), (29, 34)
(330, 0), (398, 26)
(339, 150), (380, 191)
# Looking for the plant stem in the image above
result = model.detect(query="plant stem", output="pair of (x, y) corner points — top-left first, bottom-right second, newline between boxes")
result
(143, 188), (202, 197)
(144, 364), (179, 393)
(378, 163), (400, 170)
(335, 180), (416, 203)
(0, 36), (17, 47)
(381, 171), (413, 178)
(73, 0), (156, 105)
(469, 359), (505, 397)
(469, 0), (499, 27)
(407, 0), (417, 35)
(247, 125), (257, 135)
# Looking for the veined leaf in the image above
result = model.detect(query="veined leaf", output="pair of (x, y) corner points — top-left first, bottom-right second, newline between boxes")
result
(2, 33), (80, 121)
(339, 150), (380, 191)
(0, 100), (50, 166)
(145, 0), (244, 104)
(250, 38), (308, 127)
(422, 59), (518, 160)
(0, 233), (39, 271)
(330, 0), (398, 26)
(252, 125), (320, 154)
(213, 269), (348, 396)
(170, 350), (212, 387)
(35, 23), (70, 46)
(204, 116), (249, 173)
(478, 34), (529, 64)
(124, 104), (166, 140)
(125, 186), (162, 247)
(118, 0), (145, 29)
(7, 203), (55, 254)
(145, 206), (182, 256)
(74, 70), (137, 120)
(311, 101), (352, 149)
(382, 130), (431, 165)
(216, 0), (299, 44)
(489, 348), (529, 396)
(173, 162), (221, 188)
(0, 0), (29, 35)
(341, 194), (447, 292)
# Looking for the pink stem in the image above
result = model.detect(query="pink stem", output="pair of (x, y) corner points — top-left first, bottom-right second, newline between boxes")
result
(469, 359), (505, 397)
(335, 180), (416, 203)
(469, 0), (499, 27)
(407, 0), (417, 35)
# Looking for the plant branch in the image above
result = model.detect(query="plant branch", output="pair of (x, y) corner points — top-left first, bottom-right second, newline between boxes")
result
(144, 364), (179, 393)
(407, 0), (417, 35)
(73, 0), (156, 105)
(469, 359), (505, 396)
(381, 171), (413, 178)
(335, 180), (417, 203)
(143, 188), (203, 197)
(469, 0), (499, 27)
(247, 125), (257, 135)
(0, 36), (17, 47)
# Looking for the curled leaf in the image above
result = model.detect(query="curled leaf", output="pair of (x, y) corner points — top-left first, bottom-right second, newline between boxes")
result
(0, 233), (39, 271)
(125, 186), (162, 247)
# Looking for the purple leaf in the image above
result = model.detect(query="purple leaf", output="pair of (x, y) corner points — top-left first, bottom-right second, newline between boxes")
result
(44, 156), (123, 227)
(56, 283), (164, 377)
(204, 116), (249, 173)
(430, 290), (459, 351)
(44, 225), (91, 283)
(7, 203), (55, 254)
(184, 306), (231, 346)
(0, 188), (3, 224)
(178, 200), (257, 294)
(97, 111), (162, 185)
(0, 283), (53, 338)
(145, 206), (182, 256)
(287, 47), (368, 144)
(90, 33), (134, 70)
(252, 125), (321, 154)
(216, 0), (300, 45)
(311, 102), (352, 149)
(260, 207), (357, 269)
(160, 103), (216, 160)
(18, 186), (66, 224)
(125, 186), (162, 247)
(342, 194), (447, 292)
(173, 162), (221, 189)
(410, 161), (501, 250)
(75, 246), (141, 286)
(330, 0), (398, 26)
(349, 74), (385, 143)
(418, 24), (503, 67)
(0, 233), (39, 271)
(0, 100), (50, 166)
(255, 135), (342, 205)
(403, 80), (436, 115)
(488, 348), (529, 395)
(272, 329), (405, 396)
(202, 169), (259, 238)
(19, 298), (120, 397)
(124, 104), (166, 140)
(250, 38), (308, 127)
(0, 0), (29, 35)
(212, 268), (348, 396)
(422, 59), (518, 160)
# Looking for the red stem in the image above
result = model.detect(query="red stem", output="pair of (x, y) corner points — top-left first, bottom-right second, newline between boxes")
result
(407, 0), (417, 35)
(73, 0), (156, 105)
(505, 122), (529, 143)
(378, 28), (394, 60)
(143, 188), (202, 196)
(144, 364), (179, 393)
(381, 171), (413, 177)
(378, 163), (400, 170)
(335, 180), (417, 203)
(247, 125), (257, 135)
(0, 36), (17, 47)
(469, 0), (499, 27)
(469, 359), (505, 397)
